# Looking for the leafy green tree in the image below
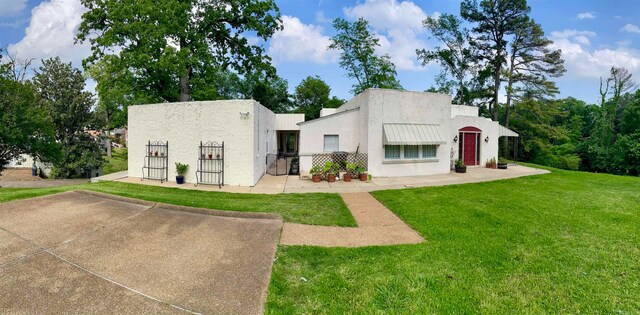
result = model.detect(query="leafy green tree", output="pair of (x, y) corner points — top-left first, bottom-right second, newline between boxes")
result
(77, 0), (282, 102)
(326, 96), (346, 109)
(33, 57), (102, 178)
(503, 19), (565, 127)
(294, 76), (331, 120)
(0, 77), (58, 174)
(461, 0), (531, 121)
(87, 56), (131, 157)
(329, 17), (402, 95)
(417, 14), (485, 105)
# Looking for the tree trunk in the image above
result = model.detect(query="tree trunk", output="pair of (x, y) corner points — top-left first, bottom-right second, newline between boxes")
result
(105, 129), (112, 158)
(492, 64), (501, 121)
(179, 74), (190, 102)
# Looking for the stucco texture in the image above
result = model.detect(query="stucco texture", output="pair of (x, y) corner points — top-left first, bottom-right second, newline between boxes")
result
(128, 100), (276, 187)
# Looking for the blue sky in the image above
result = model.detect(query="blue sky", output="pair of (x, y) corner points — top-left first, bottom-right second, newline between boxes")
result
(1, 0), (639, 104)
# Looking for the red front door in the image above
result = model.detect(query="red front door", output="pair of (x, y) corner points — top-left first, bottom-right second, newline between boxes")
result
(463, 133), (477, 166)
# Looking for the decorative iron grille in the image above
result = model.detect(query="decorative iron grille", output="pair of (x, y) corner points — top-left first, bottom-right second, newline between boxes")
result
(311, 153), (368, 172)
(142, 141), (168, 183)
(196, 141), (224, 188)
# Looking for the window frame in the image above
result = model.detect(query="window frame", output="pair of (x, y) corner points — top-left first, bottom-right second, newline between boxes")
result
(383, 144), (439, 162)
(323, 134), (339, 152)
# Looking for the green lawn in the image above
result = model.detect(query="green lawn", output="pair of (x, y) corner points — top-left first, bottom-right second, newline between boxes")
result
(267, 169), (640, 313)
(102, 147), (128, 175)
(0, 181), (355, 227)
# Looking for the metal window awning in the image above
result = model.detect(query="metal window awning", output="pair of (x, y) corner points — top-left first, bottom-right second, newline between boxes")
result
(383, 123), (447, 145)
(499, 125), (519, 137)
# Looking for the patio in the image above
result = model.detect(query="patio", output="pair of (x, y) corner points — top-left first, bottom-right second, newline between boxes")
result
(108, 164), (549, 194)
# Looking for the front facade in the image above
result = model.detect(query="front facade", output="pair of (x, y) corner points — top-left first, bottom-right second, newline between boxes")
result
(298, 89), (517, 178)
(128, 100), (303, 186)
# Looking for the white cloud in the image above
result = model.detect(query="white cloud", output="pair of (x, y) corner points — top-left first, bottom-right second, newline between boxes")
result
(268, 15), (337, 64)
(8, 0), (89, 67)
(576, 12), (595, 19)
(0, 0), (27, 16)
(343, 0), (430, 71)
(550, 29), (640, 79)
(315, 10), (330, 24)
(621, 23), (640, 34)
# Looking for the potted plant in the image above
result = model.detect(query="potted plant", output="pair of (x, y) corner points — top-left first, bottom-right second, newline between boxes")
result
(323, 161), (337, 182)
(355, 164), (367, 181)
(290, 157), (300, 175)
(208, 151), (213, 159)
(175, 162), (188, 184)
(216, 153), (221, 159)
(498, 157), (508, 169)
(486, 157), (497, 169)
(310, 165), (322, 183)
(154, 150), (158, 157)
(455, 159), (467, 173)
(160, 151), (165, 157)
(344, 162), (356, 182)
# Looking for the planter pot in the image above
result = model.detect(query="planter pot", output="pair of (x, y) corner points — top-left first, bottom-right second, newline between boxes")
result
(208, 154), (213, 159)
(154, 152), (158, 157)
(491, 164), (497, 169)
(327, 174), (336, 182)
(312, 175), (321, 183)
(498, 163), (508, 170)
(344, 174), (352, 182)
(216, 154), (220, 159)
(176, 176), (185, 184)
(359, 173), (367, 181)
(455, 167), (467, 173)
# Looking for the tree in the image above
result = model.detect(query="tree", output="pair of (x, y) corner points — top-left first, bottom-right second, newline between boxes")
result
(501, 19), (565, 155)
(461, 0), (531, 121)
(33, 57), (102, 178)
(294, 76), (331, 120)
(0, 77), (57, 174)
(77, 0), (282, 103)
(417, 14), (484, 105)
(3, 50), (35, 83)
(87, 56), (131, 157)
(329, 18), (402, 95)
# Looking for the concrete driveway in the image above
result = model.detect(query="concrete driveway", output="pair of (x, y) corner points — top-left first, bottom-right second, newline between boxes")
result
(0, 191), (282, 314)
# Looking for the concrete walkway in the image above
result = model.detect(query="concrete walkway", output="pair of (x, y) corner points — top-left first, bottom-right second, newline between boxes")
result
(110, 164), (549, 194)
(280, 192), (424, 247)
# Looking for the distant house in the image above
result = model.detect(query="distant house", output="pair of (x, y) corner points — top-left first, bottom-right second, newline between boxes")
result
(297, 89), (518, 177)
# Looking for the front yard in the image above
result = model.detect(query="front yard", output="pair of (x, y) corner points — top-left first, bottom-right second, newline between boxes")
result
(267, 168), (640, 313)
(1, 167), (638, 312)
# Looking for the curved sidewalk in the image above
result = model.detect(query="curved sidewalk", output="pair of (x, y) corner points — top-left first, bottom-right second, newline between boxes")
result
(279, 192), (424, 247)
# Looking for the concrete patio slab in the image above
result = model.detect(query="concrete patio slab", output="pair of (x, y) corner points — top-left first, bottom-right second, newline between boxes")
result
(53, 206), (282, 315)
(113, 164), (549, 194)
(0, 253), (180, 314)
(0, 191), (150, 248)
(0, 191), (283, 314)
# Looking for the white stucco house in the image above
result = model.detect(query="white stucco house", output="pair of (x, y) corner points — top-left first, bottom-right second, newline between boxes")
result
(298, 89), (519, 178)
(128, 100), (304, 186)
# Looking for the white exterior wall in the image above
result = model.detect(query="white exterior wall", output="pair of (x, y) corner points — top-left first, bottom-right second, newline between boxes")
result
(298, 109), (360, 175)
(451, 116), (500, 168)
(319, 108), (337, 117)
(253, 103), (277, 184)
(364, 89), (451, 177)
(276, 114), (304, 130)
(451, 105), (479, 118)
(128, 100), (271, 187)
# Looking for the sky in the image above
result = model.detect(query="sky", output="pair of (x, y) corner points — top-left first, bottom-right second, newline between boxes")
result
(1, 0), (639, 105)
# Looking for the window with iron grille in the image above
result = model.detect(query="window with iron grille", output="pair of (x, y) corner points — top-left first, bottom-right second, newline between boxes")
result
(423, 145), (438, 158)
(404, 145), (419, 158)
(384, 145), (401, 159)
